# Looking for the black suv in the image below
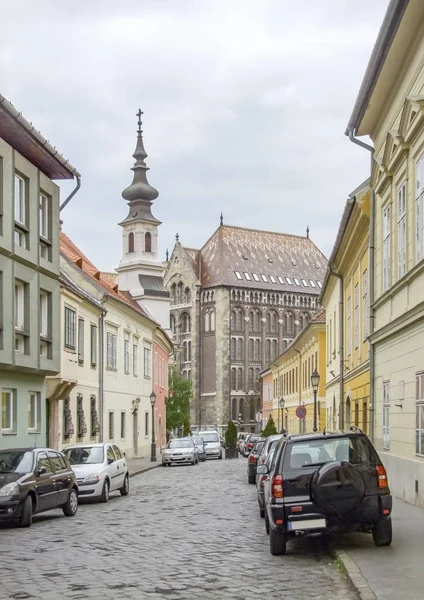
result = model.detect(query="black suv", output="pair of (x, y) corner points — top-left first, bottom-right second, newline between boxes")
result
(0, 447), (79, 528)
(258, 429), (392, 555)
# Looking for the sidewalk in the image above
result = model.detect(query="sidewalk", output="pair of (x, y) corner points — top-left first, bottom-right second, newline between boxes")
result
(126, 455), (161, 478)
(333, 497), (424, 600)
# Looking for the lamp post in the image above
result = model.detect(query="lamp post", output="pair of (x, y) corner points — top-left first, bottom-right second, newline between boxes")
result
(279, 397), (285, 432)
(150, 391), (156, 462)
(311, 369), (320, 432)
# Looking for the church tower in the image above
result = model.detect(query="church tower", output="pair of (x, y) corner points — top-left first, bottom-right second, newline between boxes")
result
(116, 110), (170, 331)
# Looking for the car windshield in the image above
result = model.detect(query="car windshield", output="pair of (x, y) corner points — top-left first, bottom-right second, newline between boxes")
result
(0, 450), (34, 473)
(200, 433), (219, 443)
(286, 436), (378, 469)
(64, 446), (105, 465)
(193, 437), (203, 445)
(168, 440), (193, 449)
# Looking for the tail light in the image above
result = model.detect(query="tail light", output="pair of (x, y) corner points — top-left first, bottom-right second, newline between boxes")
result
(248, 454), (256, 464)
(271, 474), (284, 498)
(260, 475), (267, 489)
(376, 465), (388, 489)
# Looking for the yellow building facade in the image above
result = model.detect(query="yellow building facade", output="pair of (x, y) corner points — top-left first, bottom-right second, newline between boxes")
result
(346, 0), (424, 506)
(271, 311), (326, 434)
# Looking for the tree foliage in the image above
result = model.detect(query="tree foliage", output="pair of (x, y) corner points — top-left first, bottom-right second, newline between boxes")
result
(225, 420), (238, 448)
(183, 417), (191, 436)
(262, 415), (278, 437)
(166, 370), (192, 432)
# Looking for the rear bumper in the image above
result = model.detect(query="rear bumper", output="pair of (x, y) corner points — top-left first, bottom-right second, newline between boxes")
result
(268, 493), (393, 534)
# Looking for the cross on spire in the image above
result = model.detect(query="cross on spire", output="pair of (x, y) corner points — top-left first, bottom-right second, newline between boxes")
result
(136, 109), (143, 135)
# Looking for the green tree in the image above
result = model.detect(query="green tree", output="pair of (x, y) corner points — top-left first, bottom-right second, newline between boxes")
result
(166, 370), (192, 432)
(183, 417), (191, 436)
(225, 420), (238, 448)
(262, 416), (278, 437)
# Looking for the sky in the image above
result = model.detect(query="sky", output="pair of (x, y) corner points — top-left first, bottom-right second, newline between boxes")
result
(1, 0), (389, 271)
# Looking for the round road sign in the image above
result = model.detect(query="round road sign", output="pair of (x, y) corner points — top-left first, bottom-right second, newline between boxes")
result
(296, 405), (307, 419)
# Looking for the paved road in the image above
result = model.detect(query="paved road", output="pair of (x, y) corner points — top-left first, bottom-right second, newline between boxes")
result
(0, 458), (356, 600)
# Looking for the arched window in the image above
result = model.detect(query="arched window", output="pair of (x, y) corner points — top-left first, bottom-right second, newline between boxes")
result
(171, 283), (177, 305)
(231, 369), (236, 391)
(237, 367), (243, 391)
(232, 398), (237, 420)
(128, 232), (135, 253)
(271, 339), (277, 361)
(182, 313), (191, 333)
(231, 338), (236, 360)
(237, 338), (243, 360)
(287, 312), (294, 335)
(248, 368), (254, 390)
(145, 232), (152, 252)
(236, 309), (243, 331)
(254, 339), (260, 361)
(231, 311), (236, 331)
(248, 339), (254, 361)
(204, 312), (210, 332)
(210, 311), (215, 332)
(271, 312), (277, 332)
(184, 287), (191, 304)
(265, 339), (271, 363)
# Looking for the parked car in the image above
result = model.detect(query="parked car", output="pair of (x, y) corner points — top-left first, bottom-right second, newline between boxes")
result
(162, 438), (198, 466)
(192, 436), (207, 462)
(256, 434), (285, 469)
(0, 447), (78, 528)
(63, 442), (129, 503)
(247, 439), (266, 484)
(237, 433), (250, 455)
(259, 429), (393, 555)
(256, 447), (276, 518)
(198, 430), (222, 459)
(244, 434), (262, 457)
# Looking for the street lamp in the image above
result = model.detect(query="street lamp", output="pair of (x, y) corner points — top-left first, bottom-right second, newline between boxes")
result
(279, 397), (285, 432)
(311, 369), (320, 432)
(150, 391), (156, 462)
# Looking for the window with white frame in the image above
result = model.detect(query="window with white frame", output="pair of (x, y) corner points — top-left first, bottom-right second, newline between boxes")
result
(124, 336), (130, 374)
(144, 344), (152, 377)
(14, 174), (28, 249)
(39, 291), (49, 338)
(145, 411), (149, 436)
(28, 392), (41, 431)
(362, 270), (368, 341)
(354, 283), (359, 349)
(108, 411), (114, 440)
(64, 307), (76, 349)
(347, 296), (352, 356)
(416, 372), (424, 456)
(106, 332), (117, 369)
(383, 381), (390, 450)
(39, 192), (51, 260)
(15, 280), (27, 354)
(383, 205), (391, 291)
(133, 339), (138, 376)
(1, 389), (16, 432)
(90, 325), (97, 367)
(78, 318), (84, 363)
(416, 154), (424, 262)
(120, 411), (126, 439)
(397, 182), (406, 279)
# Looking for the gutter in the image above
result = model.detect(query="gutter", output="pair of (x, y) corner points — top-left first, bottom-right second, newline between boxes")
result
(99, 300), (108, 442)
(60, 175), (81, 212)
(346, 130), (375, 442)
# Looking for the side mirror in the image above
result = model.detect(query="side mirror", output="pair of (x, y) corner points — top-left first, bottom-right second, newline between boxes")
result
(37, 466), (47, 476)
(256, 465), (269, 475)
(108, 457), (114, 465)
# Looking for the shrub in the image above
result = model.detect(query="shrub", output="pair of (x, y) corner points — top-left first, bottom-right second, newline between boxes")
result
(183, 417), (191, 437)
(262, 416), (278, 437)
(225, 420), (238, 448)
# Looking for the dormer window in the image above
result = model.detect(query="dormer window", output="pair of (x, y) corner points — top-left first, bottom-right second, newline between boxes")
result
(128, 232), (135, 253)
(145, 232), (152, 252)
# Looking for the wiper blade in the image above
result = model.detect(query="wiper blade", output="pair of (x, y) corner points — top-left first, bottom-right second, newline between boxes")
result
(301, 462), (325, 467)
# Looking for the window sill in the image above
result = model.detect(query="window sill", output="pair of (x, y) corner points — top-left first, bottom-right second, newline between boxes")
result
(91, 364), (97, 369)
(1, 431), (17, 435)
(28, 430), (41, 434)
(106, 367), (118, 372)
(65, 346), (76, 352)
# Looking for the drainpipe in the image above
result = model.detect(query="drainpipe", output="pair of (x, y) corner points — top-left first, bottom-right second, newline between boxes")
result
(59, 175), (81, 212)
(294, 348), (302, 433)
(98, 304), (107, 442)
(347, 130), (375, 442)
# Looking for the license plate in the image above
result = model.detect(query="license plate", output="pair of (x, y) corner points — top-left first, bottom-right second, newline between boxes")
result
(288, 518), (326, 531)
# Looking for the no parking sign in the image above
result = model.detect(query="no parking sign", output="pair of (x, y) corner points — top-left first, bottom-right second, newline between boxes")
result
(296, 405), (307, 419)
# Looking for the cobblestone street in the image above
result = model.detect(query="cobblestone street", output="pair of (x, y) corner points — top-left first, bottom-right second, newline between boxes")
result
(0, 458), (356, 600)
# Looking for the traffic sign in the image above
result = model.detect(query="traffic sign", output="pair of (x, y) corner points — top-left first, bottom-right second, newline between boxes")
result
(296, 405), (307, 419)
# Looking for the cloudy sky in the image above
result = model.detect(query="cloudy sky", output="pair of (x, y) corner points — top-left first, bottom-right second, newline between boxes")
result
(2, 0), (389, 270)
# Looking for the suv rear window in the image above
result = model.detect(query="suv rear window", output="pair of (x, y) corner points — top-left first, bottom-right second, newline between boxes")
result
(283, 436), (378, 470)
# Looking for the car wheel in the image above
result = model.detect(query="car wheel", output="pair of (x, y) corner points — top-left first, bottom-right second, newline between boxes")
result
(100, 479), (110, 503)
(372, 516), (392, 546)
(20, 495), (33, 528)
(219, 453), (222, 459)
(191, 458), (196, 465)
(260, 507), (265, 519)
(120, 475), (130, 496)
(265, 514), (270, 535)
(161, 462), (166, 467)
(248, 474), (255, 484)
(63, 489), (78, 517)
(270, 527), (287, 556)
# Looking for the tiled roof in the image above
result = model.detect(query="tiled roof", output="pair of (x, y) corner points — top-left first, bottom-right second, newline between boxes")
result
(311, 308), (326, 323)
(199, 225), (327, 292)
(60, 231), (154, 322)
(183, 247), (200, 278)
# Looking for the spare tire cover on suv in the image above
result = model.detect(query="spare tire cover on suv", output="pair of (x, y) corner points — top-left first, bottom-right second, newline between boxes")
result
(311, 461), (365, 517)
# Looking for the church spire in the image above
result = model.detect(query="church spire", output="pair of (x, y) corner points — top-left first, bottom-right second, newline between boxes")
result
(121, 109), (159, 223)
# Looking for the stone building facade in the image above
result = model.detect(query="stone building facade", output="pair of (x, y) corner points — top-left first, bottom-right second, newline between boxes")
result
(164, 222), (328, 435)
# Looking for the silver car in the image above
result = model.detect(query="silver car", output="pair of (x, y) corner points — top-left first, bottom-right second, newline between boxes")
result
(162, 438), (198, 466)
(198, 430), (222, 459)
(63, 442), (129, 503)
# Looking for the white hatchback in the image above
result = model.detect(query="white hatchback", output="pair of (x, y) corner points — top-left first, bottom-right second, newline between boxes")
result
(63, 443), (129, 503)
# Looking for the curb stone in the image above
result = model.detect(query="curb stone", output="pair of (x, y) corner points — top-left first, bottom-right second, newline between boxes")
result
(129, 464), (162, 478)
(330, 548), (377, 600)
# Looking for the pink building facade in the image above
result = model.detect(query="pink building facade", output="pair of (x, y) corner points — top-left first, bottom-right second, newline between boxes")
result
(153, 330), (172, 451)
